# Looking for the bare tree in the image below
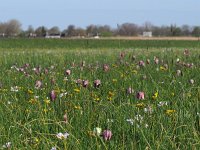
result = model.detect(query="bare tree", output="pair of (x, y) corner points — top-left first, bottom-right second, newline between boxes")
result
(5, 19), (22, 36)
(118, 23), (138, 36)
(48, 26), (60, 35)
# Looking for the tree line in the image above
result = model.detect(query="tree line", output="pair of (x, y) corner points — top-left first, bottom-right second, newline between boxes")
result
(0, 19), (200, 37)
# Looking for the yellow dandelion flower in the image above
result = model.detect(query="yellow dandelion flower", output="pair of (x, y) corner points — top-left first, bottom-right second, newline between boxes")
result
(187, 93), (192, 98)
(112, 79), (117, 82)
(132, 70), (138, 74)
(112, 64), (118, 67)
(29, 99), (37, 104)
(160, 66), (167, 71)
(136, 103), (145, 108)
(88, 131), (95, 137)
(107, 97), (112, 101)
(152, 91), (158, 100)
(43, 99), (50, 105)
(43, 108), (48, 113)
(25, 109), (30, 113)
(121, 74), (125, 78)
(166, 109), (176, 115)
(28, 89), (34, 94)
(74, 105), (81, 110)
(171, 92), (175, 96)
(74, 88), (80, 93)
(94, 97), (100, 101)
(108, 91), (114, 97)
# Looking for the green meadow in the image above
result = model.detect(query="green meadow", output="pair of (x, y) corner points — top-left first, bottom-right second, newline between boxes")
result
(0, 39), (199, 149)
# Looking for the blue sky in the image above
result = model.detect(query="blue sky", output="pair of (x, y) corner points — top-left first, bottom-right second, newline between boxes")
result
(0, 0), (200, 30)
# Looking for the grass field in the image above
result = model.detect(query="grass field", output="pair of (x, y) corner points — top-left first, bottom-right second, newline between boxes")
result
(0, 39), (199, 149)
(0, 38), (200, 50)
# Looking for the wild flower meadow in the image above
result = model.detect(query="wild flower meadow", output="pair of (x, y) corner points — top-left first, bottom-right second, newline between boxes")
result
(0, 47), (199, 149)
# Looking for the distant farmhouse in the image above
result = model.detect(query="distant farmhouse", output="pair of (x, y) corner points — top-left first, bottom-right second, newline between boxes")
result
(45, 32), (61, 38)
(143, 31), (152, 37)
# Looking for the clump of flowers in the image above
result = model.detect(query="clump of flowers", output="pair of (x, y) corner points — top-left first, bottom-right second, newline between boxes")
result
(2, 142), (11, 149)
(56, 132), (69, 140)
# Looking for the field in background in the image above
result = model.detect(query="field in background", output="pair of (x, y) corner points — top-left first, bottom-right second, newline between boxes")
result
(0, 38), (200, 51)
(0, 39), (199, 149)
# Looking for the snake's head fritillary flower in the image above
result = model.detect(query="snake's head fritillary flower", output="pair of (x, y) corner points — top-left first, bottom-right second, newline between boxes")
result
(154, 58), (159, 64)
(102, 130), (112, 141)
(63, 113), (68, 123)
(51, 147), (57, 150)
(103, 64), (109, 72)
(176, 70), (182, 76)
(127, 87), (134, 94)
(189, 79), (194, 84)
(51, 78), (56, 85)
(82, 80), (89, 88)
(184, 49), (189, 56)
(76, 79), (82, 85)
(120, 52), (125, 59)
(136, 91), (145, 100)
(35, 80), (42, 89)
(50, 90), (56, 101)
(146, 59), (150, 64)
(44, 68), (49, 74)
(138, 61), (145, 67)
(132, 55), (136, 61)
(65, 69), (71, 76)
(94, 79), (101, 88)
(81, 61), (86, 67)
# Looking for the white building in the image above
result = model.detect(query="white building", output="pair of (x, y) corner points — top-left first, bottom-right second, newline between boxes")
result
(143, 31), (152, 37)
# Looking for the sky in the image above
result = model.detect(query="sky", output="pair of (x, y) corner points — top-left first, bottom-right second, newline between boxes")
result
(0, 0), (200, 30)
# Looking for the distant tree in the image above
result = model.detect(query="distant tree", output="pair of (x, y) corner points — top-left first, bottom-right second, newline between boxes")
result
(27, 25), (35, 34)
(35, 26), (47, 37)
(0, 22), (7, 35)
(118, 23), (138, 36)
(143, 21), (153, 32)
(170, 24), (182, 36)
(98, 25), (113, 37)
(181, 25), (191, 36)
(192, 26), (200, 37)
(5, 19), (22, 36)
(75, 28), (86, 37)
(66, 25), (76, 37)
(48, 26), (60, 35)
(86, 25), (98, 37)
